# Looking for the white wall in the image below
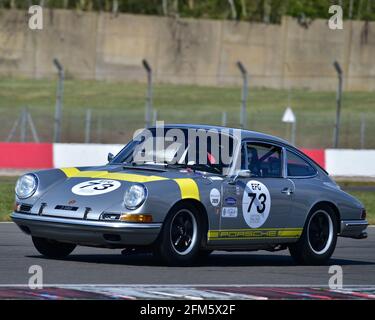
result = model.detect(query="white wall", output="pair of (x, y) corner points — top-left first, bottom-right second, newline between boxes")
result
(52, 144), (375, 177)
(53, 144), (124, 168)
(326, 149), (375, 177)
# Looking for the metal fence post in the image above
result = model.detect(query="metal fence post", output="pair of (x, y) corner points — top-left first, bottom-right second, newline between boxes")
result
(53, 58), (64, 142)
(6, 116), (20, 142)
(360, 113), (366, 149)
(27, 109), (40, 143)
(142, 59), (153, 128)
(85, 109), (92, 144)
(237, 61), (248, 129)
(20, 107), (27, 142)
(6, 107), (39, 142)
(153, 109), (158, 125)
(96, 114), (102, 143)
(333, 61), (343, 148)
(291, 121), (296, 146)
(222, 112), (227, 127)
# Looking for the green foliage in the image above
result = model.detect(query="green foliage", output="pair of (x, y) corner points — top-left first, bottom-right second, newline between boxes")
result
(348, 190), (375, 225)
(0, 177), (16, 221)
(0, 0), (374, 22)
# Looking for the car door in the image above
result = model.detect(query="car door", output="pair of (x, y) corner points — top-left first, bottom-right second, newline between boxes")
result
(219, 141), (295, 243)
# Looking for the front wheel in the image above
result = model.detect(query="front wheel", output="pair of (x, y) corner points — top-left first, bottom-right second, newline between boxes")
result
(32, 237), (76, 259)
(154, 203), (203, 266)
(289, 205), (338, 265)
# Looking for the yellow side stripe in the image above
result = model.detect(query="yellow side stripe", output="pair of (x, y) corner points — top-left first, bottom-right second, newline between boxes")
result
(208, 228), (302, 240)
(277, 230), (303, 237)
(174, 178), (200, 201)
(60, 168), (200, 200)
(60, 168), (168, 183)
(208, 228), (303, 232)
(60, 167), (81, 177)
(209, 237), (301, 241)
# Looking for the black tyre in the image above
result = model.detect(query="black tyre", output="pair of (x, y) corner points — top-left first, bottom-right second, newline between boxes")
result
(154, 203), (203, 266)
(289, 205), (338, 265)
(32, 237), (76, 259)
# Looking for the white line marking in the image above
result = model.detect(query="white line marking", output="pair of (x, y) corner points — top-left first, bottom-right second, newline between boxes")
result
(0, 284), (374, 288)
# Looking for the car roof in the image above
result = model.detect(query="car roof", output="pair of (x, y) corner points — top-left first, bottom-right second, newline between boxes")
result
(157, 123), (292, 147)
(146, 124), (328, 175)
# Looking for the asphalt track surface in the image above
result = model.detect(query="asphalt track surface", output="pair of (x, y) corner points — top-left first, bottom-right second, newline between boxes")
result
(0, 223), (374, 288)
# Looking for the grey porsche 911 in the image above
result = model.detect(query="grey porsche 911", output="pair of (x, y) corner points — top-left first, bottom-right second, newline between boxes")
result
(11, 124), (368, 266)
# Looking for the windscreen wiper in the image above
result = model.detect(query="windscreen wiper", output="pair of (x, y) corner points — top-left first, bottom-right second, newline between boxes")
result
(122, 162), (167, 172)
(166, 163), (221, 174)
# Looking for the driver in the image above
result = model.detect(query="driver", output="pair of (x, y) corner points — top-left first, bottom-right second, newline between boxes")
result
(247, 147), (261, 176)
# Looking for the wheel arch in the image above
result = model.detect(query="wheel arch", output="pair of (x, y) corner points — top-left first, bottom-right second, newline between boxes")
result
(167, 199), (209, 247)
(308, 201), (341, 233)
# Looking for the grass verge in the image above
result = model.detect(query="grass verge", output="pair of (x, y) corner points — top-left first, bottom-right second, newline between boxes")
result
(0, 177), (16, 222)
(1, 78), (375, 148)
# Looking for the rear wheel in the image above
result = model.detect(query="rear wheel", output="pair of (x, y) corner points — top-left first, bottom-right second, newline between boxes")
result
(154, 203), (203, 266)
(32, 237), (76, 259)
(289, 205), (338, 265)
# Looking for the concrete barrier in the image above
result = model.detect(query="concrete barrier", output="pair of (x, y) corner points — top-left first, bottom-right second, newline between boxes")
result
(325, 149), (375, 177)
(1, 143), (375, 177)
(0, 9), (374, 91)
(53, 143), (123, 168)
(0, 143), (53, 169)
(300, 149), (325, 169)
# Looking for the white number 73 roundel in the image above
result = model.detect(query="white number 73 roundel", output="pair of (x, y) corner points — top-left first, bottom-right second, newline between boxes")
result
(242, 180), (271, 228)
(71, 179), (121, 196)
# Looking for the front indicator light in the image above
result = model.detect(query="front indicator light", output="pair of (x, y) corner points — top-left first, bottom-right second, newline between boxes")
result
(120, 214), (153, 223)
(361, 209), (367, 220)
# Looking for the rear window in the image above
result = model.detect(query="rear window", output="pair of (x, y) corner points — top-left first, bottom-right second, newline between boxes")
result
(287, 150), (317, 177)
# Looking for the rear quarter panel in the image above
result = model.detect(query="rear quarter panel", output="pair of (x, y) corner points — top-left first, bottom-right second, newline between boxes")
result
(290, 177), (364, 229)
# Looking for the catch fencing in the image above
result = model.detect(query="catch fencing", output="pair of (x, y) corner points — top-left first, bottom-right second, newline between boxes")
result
(1, 106), (374, 149)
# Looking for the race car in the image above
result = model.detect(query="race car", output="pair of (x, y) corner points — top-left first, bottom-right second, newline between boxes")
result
(11, 124), (368, 266)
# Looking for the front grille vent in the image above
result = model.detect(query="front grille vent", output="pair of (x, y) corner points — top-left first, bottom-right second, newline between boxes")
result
(100, 213), (121, 221)
(19, 204), (32, 212)
(55, 205), (79, 211)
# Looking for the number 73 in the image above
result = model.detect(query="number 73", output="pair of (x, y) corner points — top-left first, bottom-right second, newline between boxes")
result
(248, 193), (267, 214)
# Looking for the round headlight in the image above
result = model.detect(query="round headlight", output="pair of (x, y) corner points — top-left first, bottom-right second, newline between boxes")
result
(15, 174), (38, 199)
(124, 184), (147, 209)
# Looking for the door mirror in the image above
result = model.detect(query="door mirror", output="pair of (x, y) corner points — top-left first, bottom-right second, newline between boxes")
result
(107, 152), (114, 162)
(237, 169), (251, 178)
(228, 169), (251, 184)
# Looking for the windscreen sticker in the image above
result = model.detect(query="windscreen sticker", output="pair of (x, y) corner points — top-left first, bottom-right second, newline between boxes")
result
(242, 180), (271, 228)
(222, 207), (238, 218)
(209, 188), (221, 207)
(71, 179), (121, 196)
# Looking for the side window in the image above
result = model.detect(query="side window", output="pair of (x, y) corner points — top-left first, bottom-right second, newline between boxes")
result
(243, 143), (282, 178)
(286, 150), (316, 177)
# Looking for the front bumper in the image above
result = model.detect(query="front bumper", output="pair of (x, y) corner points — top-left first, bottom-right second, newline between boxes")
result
(340, 219), (368, 239)
(11, 212), (162, 248)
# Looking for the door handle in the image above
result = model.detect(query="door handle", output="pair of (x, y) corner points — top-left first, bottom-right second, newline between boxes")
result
(281, 187), (294, 195)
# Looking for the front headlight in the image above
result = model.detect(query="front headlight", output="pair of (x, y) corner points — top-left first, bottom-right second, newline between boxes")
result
(123, 184), (147, 209)
(15, 174), (38, 199)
